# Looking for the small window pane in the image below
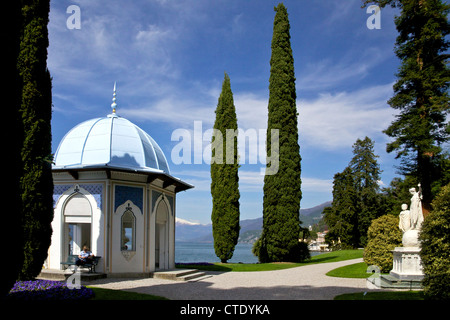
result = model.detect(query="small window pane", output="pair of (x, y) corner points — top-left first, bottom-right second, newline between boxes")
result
(121, 210), (135, 251)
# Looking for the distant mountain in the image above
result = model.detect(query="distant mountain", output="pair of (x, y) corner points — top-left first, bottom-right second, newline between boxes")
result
(175, 218), (212, 242)
(175, 201), (331, 243)
(299, 201), (331, 228)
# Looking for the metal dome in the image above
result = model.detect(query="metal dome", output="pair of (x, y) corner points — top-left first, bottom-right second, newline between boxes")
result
(53, 84), (170, 174)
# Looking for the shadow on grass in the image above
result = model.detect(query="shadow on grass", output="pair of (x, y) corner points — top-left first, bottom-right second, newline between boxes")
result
(176, 263), (233, 272)
(306, 255), (339, 264)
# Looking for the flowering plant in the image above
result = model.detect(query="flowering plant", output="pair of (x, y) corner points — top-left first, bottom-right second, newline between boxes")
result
(8, 280), (94, 300)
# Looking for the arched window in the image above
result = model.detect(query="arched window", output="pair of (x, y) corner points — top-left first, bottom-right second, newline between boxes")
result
(121, 206), (135, 251)
(64, 193), (92, 223)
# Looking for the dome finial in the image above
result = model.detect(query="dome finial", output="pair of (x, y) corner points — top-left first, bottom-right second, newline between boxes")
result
(111, 81), (117, 114)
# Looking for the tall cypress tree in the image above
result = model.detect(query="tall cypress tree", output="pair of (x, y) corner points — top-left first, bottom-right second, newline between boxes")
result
(1, 1), (25, 296)
(259, 3), (304, 262)
(210, 73), (240, 263)
(363, 0), (450, 210)
(17, 0), (54, 280)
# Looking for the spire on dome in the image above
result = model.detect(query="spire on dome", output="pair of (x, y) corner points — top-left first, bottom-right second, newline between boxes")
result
(111, 82), (117, 114)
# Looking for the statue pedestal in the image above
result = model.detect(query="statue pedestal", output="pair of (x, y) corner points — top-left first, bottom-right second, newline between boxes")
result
(367, 247), (424, 290)
(389, 247), (424, 281)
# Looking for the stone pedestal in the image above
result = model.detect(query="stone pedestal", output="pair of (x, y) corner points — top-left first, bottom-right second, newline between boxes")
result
(368, 246), (424, 289)
(389, 247), (424, 281)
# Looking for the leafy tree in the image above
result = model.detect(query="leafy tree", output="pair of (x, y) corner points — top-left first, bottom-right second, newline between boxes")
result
(419, 183), (450, 300)
(364, 215), (402, 273)
(1, 1), (25, 296)
(380, 175), (420, 216)
(350, 137), (381, 195)
(210, 73), (240, 263)
(259, 3), (306, 262)
(325, 137), (383, 248)
(363, 0), (450, 209)
(349, 137), (382, 246)
(17, 0), (54, 280)
(324, 167), (359, 249)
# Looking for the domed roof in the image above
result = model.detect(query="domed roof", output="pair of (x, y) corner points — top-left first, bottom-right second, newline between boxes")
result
(53, 84), (170, 174)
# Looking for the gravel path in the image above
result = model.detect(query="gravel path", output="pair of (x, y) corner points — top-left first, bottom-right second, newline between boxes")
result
(88, 258), (371, 300)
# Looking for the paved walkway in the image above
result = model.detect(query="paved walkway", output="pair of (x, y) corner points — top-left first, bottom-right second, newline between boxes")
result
(88, 258), (372, 300)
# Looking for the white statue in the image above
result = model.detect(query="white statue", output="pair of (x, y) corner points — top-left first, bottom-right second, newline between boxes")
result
(398, 184), (424, 247)
(409, 184), (424, 230)
(398, 204), (411, 233)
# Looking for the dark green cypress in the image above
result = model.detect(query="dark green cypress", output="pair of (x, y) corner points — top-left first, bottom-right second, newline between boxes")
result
(210, 73), (240, 263)
(17, 0), (54, 280)
(1, 1), (25, 296)
(259, 3), (305, 262)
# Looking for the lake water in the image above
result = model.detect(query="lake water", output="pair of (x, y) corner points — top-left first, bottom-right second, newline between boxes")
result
(175, 242), (322, 264)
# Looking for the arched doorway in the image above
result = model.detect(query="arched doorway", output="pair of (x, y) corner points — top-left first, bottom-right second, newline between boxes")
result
(63, 193), (92, 262)
(155, 200), (169, 269)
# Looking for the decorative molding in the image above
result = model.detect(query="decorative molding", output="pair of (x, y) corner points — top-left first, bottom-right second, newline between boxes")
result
(114, 185), (143, 213)
(53, 183), (103, 209)
(121, 251), (136, 262)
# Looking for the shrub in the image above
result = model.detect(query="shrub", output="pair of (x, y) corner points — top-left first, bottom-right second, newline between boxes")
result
(364, 215), (402, 273)
(253, 238), (310, 262)
(419, 183), (450, 300)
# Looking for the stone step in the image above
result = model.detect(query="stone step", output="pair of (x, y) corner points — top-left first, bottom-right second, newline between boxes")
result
(38, 269), (107, 282)
(179, 271), (212, 282)
(367, 274), (423, 290)
(152, 269), (211, 282)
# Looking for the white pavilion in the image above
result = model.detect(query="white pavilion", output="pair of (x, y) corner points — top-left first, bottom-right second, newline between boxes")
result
(46, 84), (193, 275)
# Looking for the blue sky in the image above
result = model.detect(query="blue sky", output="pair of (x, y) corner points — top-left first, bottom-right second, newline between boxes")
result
(49, 0), (404, 224)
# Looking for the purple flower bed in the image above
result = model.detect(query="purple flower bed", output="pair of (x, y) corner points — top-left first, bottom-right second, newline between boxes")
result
(8, 280), (94, 301)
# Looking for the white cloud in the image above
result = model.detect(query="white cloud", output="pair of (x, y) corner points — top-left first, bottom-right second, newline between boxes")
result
(48, 1), (181, 100)
(171, 169), (211, 192)
(299, 83), (396, 151)
(235, 93), (268, 131)
(121, 82), (395, 156)
(238, 170), (332, 193)
(302, 177), (333, 193)
(173, 168), (332, 194)
(239, 170), (264, 192)
(297, 46), (388, 92)
(121, 97), (215, 128)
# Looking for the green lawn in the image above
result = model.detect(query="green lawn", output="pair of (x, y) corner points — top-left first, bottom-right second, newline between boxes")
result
(87, 249), (423, 300)
(334, 291), (424, 300)
(176, 249), (364, 272)
(324, 258), (425, 301)
(326, 262), (371, 278)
